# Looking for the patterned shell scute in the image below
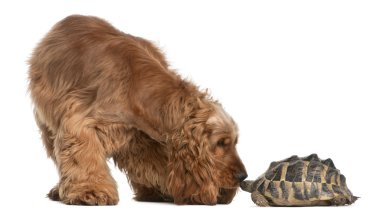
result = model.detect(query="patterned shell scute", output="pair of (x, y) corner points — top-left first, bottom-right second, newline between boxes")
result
(285, 160), (303, 182)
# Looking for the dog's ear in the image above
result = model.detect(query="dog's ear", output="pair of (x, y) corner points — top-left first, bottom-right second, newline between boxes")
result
(166, 107), (218, 205)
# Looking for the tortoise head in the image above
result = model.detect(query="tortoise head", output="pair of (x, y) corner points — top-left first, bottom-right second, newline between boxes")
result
(240, 180), (256, 192)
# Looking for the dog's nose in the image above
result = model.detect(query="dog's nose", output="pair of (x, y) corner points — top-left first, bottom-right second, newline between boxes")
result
(235, 172), (248, 182)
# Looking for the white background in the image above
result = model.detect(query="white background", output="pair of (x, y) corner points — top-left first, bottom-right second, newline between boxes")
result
(0, 0), (379, 210)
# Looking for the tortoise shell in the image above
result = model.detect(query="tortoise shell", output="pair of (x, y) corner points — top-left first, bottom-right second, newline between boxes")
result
(240, 154), (358, 206)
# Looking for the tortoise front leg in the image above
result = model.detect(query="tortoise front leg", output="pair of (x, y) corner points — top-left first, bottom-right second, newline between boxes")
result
(251, 191), (269, 207)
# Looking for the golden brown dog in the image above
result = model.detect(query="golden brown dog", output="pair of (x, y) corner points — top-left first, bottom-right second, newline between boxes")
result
(29, 15), (247, 205)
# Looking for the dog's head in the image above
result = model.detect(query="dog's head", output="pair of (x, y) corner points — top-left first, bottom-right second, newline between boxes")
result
(205, 104), (247, 202)
(167, 100), (247, 205)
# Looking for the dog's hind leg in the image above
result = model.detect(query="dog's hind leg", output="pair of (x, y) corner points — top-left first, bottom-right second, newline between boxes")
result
(35, 110), (57, 162)
(35, 111), (62, 201)
(53, 116), (119, 205)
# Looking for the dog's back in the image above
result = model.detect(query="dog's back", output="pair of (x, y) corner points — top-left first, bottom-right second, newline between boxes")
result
(29, 15), (171, 130)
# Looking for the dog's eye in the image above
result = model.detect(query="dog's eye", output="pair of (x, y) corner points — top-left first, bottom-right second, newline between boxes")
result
(217, 139), (225, 147)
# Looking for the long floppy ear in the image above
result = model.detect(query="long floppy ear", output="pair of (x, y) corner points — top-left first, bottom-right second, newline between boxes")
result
(166, 104), (218, 205)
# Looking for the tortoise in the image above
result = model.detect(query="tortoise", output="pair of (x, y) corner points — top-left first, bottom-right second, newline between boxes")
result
(240, 154), (358, 206)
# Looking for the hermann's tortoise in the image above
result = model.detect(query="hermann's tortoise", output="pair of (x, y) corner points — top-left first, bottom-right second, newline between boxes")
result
(240, 154), (358, 206)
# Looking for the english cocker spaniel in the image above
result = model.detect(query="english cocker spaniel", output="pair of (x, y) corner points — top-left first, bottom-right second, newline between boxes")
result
(29, 15), (247, 205)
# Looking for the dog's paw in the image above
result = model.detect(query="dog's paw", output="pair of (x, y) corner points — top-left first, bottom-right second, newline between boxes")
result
(61, 186), (118, 205)
(47, 186), (60, 201)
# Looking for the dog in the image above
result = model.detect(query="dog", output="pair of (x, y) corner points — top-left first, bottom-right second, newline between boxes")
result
(29, 15), (247, 205)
